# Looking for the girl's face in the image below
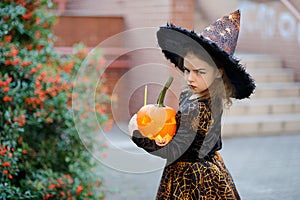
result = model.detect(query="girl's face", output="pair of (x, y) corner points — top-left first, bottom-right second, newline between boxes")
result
(183, 53), (221, 94)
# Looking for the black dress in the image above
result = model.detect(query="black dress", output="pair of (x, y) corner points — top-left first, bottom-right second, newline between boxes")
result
(132, 89), (241, 200)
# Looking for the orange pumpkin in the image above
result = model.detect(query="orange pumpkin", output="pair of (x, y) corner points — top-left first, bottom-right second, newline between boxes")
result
(137, 77), (177, 145)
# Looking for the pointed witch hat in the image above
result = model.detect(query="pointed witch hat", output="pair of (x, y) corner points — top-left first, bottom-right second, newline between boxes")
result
(156, 10), (255, 99)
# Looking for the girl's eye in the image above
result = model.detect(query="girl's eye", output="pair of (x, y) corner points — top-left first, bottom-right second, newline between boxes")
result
(197, 70), (206, 75)
(183, 66), (206, 74)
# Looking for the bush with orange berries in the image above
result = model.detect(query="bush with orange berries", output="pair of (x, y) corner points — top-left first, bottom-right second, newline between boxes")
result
(0, 0), (111, 199)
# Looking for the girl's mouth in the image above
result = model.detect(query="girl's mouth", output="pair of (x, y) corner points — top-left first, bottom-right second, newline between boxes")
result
(189, 85), (197, 90)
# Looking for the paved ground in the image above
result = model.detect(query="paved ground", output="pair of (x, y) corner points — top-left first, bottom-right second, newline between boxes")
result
(94, 126), (300, 200)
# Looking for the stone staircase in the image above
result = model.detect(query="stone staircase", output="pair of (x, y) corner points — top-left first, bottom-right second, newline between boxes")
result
(222, 53), (300, 137)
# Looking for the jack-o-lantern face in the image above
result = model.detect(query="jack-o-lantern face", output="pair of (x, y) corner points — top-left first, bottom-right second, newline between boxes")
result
(137, 105), (177, 143)
(136, 77), (177, 145)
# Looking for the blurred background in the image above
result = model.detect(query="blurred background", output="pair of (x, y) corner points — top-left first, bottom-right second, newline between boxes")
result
(2, 0), (298, 199)
(53, 0), (300, 136)
(50, 1), (300, 199)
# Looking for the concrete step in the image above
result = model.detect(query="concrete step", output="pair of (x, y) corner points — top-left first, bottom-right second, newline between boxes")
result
(249, 68), (295, 83)
(253, 82), (300, 98)
(222, 113), (300, 137)
(227, 97), (300, 116)
(237, 53), (283, 69)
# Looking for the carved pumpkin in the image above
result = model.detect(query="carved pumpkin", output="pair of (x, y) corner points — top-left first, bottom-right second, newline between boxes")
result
(137, 77), (177, 145)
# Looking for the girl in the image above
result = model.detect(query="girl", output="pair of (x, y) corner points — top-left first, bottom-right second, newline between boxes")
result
(129, 10), (255, 200)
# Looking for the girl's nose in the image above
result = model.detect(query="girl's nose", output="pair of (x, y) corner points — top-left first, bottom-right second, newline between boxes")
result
(187, 71), (195, 83)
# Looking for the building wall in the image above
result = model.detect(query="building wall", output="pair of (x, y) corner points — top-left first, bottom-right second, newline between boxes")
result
(237, 1), (300, 80)
(54, 0), (300, 123)
(56, 0), (195, 122)
(65, 0), (171, 28)
(53, 16), (124, 47)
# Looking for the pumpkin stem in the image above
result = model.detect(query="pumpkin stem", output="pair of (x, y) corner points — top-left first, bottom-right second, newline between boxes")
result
(157, 76), (174, 107)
